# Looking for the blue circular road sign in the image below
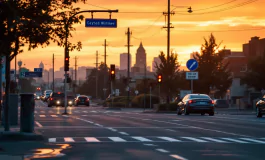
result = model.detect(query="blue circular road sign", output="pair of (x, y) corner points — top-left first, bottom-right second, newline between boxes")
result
(186, 59), (198, 71)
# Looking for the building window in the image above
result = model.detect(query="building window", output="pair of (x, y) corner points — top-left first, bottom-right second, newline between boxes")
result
(240, 64), (247, 72)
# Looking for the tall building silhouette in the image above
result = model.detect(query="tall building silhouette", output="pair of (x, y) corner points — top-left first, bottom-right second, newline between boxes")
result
(120, 53), (131, 71)
(133, 42), (146, 73)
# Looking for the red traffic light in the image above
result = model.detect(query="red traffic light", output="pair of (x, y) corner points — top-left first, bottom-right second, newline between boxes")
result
(157, 74), (162, 83)
(65, 57), (69, 61)
(111, 71), (115, 74)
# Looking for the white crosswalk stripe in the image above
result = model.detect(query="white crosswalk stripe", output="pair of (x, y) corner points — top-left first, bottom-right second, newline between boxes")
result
(181, 137), (208, 142)
(239, 138), (265, 144)
(51, 115), (58, 117)
(201, 137), (229, 143)
(158, 137), (181, 142)
(132, 137), (152, 142)
(39, 115), (46, 117)
(85, 137), (100, 142)
(47, 137), (265, 144)
(221, 138), (249, 143)
(108, 137), (126, 142)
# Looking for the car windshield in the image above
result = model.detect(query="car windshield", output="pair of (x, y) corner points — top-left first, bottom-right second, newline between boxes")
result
(190, 95), (210, 99)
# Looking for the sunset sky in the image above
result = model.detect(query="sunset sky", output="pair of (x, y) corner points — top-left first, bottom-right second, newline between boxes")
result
(13, 0), (265, 71)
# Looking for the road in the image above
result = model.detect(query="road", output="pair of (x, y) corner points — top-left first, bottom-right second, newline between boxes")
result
(2, 100), (265, 160)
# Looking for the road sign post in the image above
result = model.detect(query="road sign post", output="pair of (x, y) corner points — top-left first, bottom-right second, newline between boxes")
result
(186, 59), (199, 94)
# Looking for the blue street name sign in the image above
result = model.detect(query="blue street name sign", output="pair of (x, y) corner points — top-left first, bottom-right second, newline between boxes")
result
(186, 59), (198, 71)
(85, 19), (117, 28)
(25, 72), (42, 78)
(34, 68), (43, 72)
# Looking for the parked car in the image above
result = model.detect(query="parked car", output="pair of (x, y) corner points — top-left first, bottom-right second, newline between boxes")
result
(213, 99), (229, 108)
(47, 92), (65, 107)
(256, 96), (265, 118)
(177, 94), (214, 116)
(75, 95), (90, 106)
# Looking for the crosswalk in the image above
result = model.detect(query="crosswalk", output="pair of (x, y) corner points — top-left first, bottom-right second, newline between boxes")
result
(48, 136), (265, 144)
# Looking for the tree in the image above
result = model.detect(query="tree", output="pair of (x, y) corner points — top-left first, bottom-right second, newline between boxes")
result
(193, 34), (232, 97)
(0, 0), (88, 131)
(154, 52), (184, 102)
(241, 50), (265, 91)
(77, 62), (109, 99)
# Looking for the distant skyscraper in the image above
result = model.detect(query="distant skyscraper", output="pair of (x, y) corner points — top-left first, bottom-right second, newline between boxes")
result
(120, 53), (131, 71)
(152, 57), (161, 72)
(39, 61), (44, 69)
(134, 42), (146, 69)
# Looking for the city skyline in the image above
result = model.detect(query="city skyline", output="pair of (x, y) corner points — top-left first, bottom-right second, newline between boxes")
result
(11, 0), (265, 70)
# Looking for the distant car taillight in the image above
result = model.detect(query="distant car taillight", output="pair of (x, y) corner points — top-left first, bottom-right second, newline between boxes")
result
(86, 99), (89, 102)
(209, 100), (214, 104)
(50, 98), (53, 101)
(188, 100), (196, 104)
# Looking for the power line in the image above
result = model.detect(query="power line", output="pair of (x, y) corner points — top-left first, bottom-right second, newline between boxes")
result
(174, 0), (258, 15)
(133, 15), (164, 34)
(86, 3), (110, 10)
(174, 27), (265, 32)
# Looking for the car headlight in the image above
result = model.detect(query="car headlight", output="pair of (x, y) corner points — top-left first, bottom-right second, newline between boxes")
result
(68, 101), (72, 104)
(56, 101), (60, 104)
(37, 96), (40, 99)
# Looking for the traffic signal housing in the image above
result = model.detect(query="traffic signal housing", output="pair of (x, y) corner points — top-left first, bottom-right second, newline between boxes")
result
(157, 74), (162, 83)
(64, 57), (70, 71)
(110, 64), (115, 81)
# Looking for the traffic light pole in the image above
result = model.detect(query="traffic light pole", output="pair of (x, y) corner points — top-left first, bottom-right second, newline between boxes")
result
(159, 84), (161, 104)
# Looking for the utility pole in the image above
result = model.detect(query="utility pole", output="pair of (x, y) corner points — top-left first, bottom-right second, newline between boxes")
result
(144, 63), (146, 111)
(74, 56), (78, 94)
(52, 53), (54, 91)
(14, 55), (17, 92)
(163, 0), (174, 61)
(125, 28), (132, 107)
(95, 51), (99, 99)
(102, 39), (108, 100)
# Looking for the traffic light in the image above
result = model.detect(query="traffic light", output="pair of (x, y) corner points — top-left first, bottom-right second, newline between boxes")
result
(110, 64), (115, 81)
(157, 74), (162, 83)
(64, 57), (70, 71)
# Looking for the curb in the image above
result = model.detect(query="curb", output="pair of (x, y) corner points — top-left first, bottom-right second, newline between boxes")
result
(0, 131), (46, 142)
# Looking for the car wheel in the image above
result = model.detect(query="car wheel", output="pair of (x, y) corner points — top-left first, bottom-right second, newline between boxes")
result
(201, 113), (205, 116)
(184, 107), (189, 115)
(209, 112), (214, 116)
(256, 107), (262, 118)
(177, 107), (182, 115)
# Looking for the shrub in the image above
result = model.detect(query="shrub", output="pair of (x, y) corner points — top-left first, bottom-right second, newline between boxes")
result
(132, 94), (160, 108)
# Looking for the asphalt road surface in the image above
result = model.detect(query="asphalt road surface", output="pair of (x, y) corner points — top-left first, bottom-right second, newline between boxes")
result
(5, 100), (265, 160)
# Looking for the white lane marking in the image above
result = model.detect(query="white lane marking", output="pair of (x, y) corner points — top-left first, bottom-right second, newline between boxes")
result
(48, 138), (56, 142)
(201, 137), (228, 143)
(132, 137), (152, 142)
(35, 121), (43, 127)
(84, 137), (100, 142)
(51, 115), (58, 117)
(170, 154), (188, 160)
(108, 127), (117, 132)
(158, 137), (180, 142)
(75, 118), (94, 124)
(82, 115), (88, 116)
(95, 124), (103, 127)
(166, 129), (176, 132)
(142, 119), (151, 121)
(221, 138), (249, 143)
(41, 111), (45, 113)
(39, 115), (46, 117)
(91, 111), (97, 113)
(119, 132), (129, 135)
(181, 137), (208, 142)
(49, 111), (54, 113)
(109, 114), (251, 137)
(83, 111), (88, 113)
(74, 111), (80, 113)
(108, 137), (127, 142)
(62, 115), (69, 117)
(156, 149), (169, 153)
(64, 137), (75, 142)
(143, 144), (157, 146)
(239, 138), (265, 144)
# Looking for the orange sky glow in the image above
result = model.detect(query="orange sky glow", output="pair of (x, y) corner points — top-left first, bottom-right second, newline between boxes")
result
(13, 0), (265, 71)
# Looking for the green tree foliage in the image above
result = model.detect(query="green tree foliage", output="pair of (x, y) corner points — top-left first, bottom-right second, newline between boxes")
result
(154, 52), (184, 100)
(193, 34), (232, 97)
(241, 51), (265, 90)
(77, 62), (109, 98)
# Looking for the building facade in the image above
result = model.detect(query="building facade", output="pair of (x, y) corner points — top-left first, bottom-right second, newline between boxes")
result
(120, 53), (131, 71)
(133, 42), (146, 73)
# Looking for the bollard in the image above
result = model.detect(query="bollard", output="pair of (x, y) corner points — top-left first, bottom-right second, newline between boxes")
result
(20, 94), (35, 133)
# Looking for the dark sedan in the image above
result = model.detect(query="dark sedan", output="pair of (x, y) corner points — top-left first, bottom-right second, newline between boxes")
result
(75, 95), (90, 106)
(177, 94), (214, 116)
(256, 96), (265, 118)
